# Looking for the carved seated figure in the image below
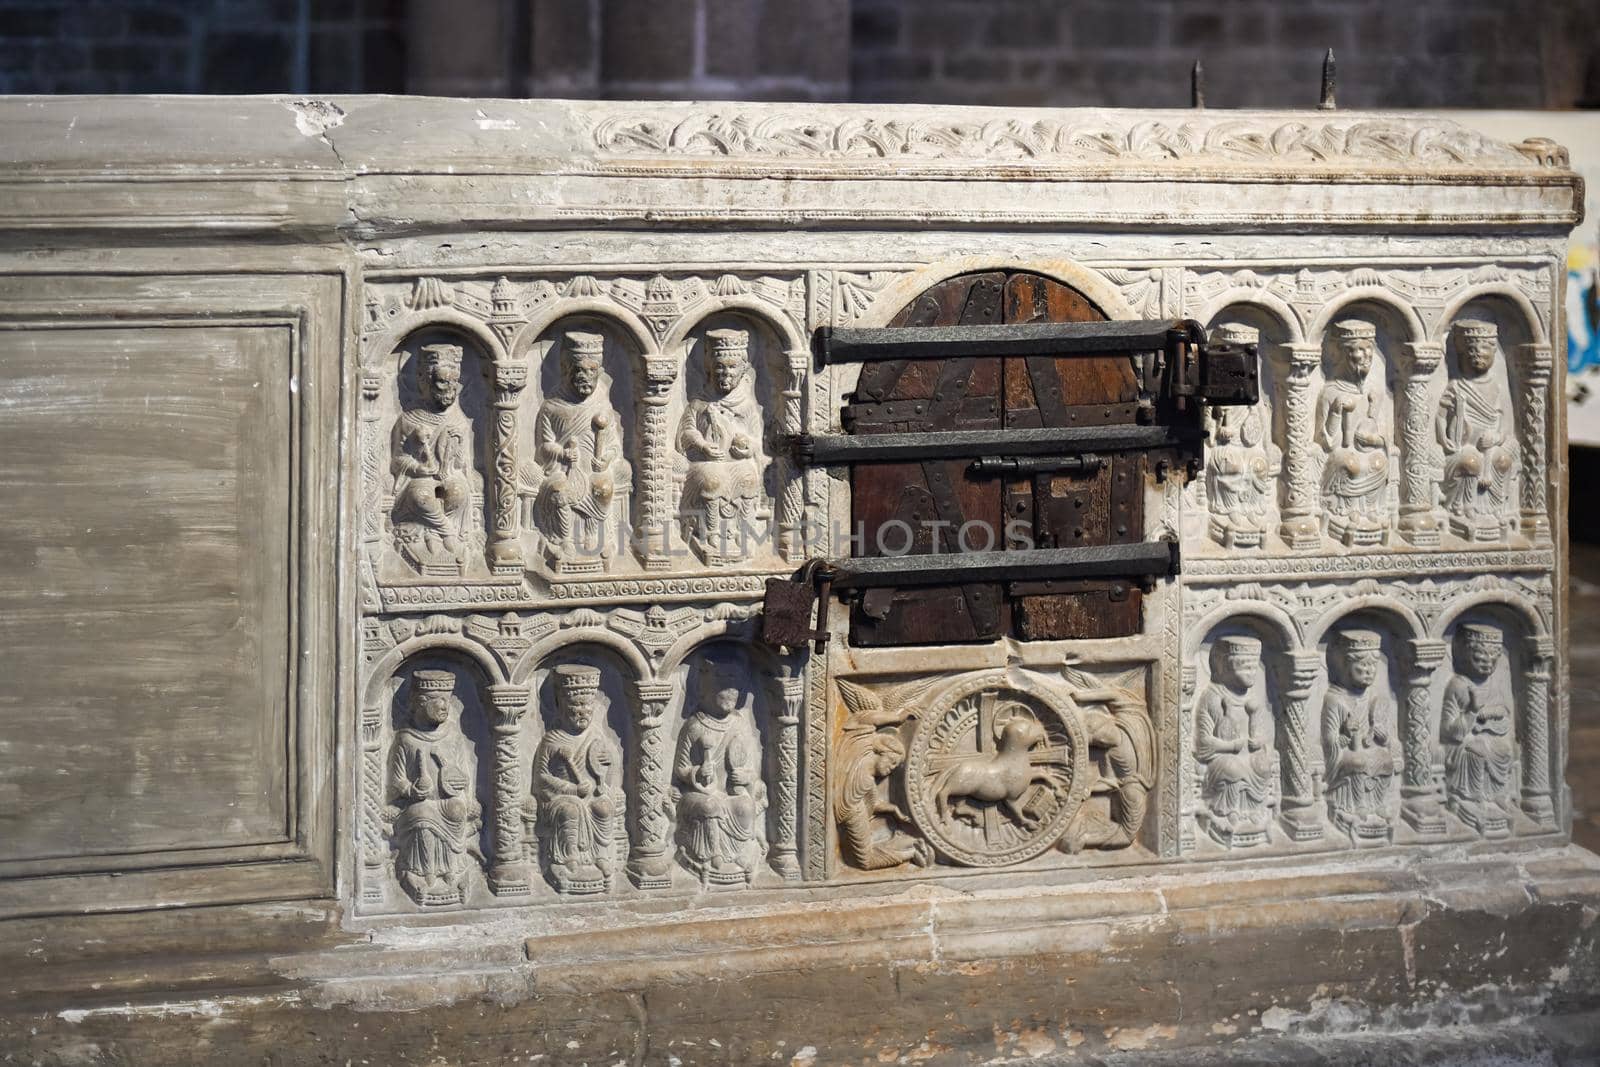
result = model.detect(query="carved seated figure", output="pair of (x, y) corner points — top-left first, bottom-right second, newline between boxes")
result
(1442, 623), (1517, 836)
(1195, 636), (1277, 847)
(532, 664), (625, 894)
(526, 331), (632, 573)
(1437, 320), (1518, 543)
(390, 343), (481, 576)
(1320, 630), (1398, 843)
(677, 328), (770, 565)
(672, 653), (767, 885)
(1204, 323), (1276, 549)
(1316, 320), (1392, 546)
(385, 670), (483, 906)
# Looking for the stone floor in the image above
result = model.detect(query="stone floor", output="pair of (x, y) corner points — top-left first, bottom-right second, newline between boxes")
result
(1571, 541), (1600, 852)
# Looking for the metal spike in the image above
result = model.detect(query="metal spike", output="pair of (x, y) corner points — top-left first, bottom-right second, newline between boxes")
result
(1191, 60), (1206, 109)
(1319, 48), (1337, 110)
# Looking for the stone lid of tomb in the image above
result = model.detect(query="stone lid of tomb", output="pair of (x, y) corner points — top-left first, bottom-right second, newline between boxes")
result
(0, 97), (1581, 234)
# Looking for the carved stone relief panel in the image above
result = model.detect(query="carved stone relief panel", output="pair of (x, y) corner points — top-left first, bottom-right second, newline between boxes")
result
(827, 663), (1157, 878)
(1180, 264), (1555, 556)
(385, 331), (493, 581)
(1182, 562), (1557, 855)
(352, 253), (1563, 914)
(358, 271), (814, 609)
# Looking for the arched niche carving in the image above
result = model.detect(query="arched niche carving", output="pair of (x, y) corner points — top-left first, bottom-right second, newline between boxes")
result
(1193, 302), (1297, 550)
(1311, 609), (1412, 845)
(665, 638), (801, 886)
(523, 642), (641, 896)
(671, 309), (796, 568)
(382, 326), (497, 580)
(518, 313), (648, 575)
(1435, 292), (1544, 545)
(854, 257), (1138, 330)
(1434, 602), (1552, 837)
(1190, 614), (1295, 850)
(1311, 298), (1410, 547)
(380, 650), (498, 908)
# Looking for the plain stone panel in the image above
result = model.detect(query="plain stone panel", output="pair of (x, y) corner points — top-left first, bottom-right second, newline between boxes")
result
(0, 324), (292, 865)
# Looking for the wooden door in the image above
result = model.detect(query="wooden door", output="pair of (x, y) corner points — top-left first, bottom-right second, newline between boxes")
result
(846, 270), (1146, 646)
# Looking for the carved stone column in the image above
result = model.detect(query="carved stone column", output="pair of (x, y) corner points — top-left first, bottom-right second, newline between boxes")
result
(628, 680), (676, 888)
(1516, 343), (1553, 545)
(1180, 662), (1198, 852)
(1396, 342), (1445, 547)
(1278, 344), (1323, 549)
(1400, 637), (1448, 836)
(1522, 634), (1556, 826)
(358, 368), (386, 598)
(487, 360), (528, 576)
(769, 666), (805, 879)
(639, 355), (680, 570)
(360, 699), (387, 903)
(1276, 650), (1324, 840)
(486, 683), (532, 896)
(778, 348), (810, 562)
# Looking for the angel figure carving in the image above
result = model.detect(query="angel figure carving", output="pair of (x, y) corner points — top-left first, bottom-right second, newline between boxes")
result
(833, 678), (932, 871)
(1057, 666), (1154, 853)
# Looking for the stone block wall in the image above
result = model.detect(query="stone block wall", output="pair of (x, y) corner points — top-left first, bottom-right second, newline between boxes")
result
(0, 0), (1595, 108)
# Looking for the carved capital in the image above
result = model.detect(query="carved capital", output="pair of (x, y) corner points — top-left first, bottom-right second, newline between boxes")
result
(360, 368), (384, 405)
(1280, 650), (1322, 697)
(1524, 634), (1556, 664)
(1518, 342), (1554, 384)
(633, 680), (675, 725)
(493, 360), (529, 401)
(1402, 341), (1444, 376)
(784, 348), (810, 387)
(486, 683), (531, 729)
(1404, 638), (1448, 676)
(644, 355), (679, 394)
(777, 675), (806, 725)
(1285, 342), (1321, 376)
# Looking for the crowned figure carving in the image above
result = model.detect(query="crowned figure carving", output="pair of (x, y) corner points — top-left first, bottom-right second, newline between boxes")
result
(1437, 319), (1518, 542)
(1442, 623), (1517, 836)
(1203, 323), (1276, 548)
(677, 328), (771, 565)
(531, 664), (625, 894)
(1316, 320), (1392, 546)
(385, 670), (483, 906)
(526, 331), (632, 572)
(1320, 630), (1398, 843)
(672, 651), (768, 885)
(1194, 636), (1276, 847)
(390, 342), (481, 576)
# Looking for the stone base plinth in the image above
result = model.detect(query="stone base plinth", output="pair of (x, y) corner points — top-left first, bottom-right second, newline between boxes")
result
(4, 847), (1597, 1065)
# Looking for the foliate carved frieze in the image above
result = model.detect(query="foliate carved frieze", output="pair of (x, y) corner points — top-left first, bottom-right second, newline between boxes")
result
(591, 113), (1556, 171)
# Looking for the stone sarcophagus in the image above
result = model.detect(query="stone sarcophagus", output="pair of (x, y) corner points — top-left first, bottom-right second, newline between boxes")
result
(0, 97), (1594, 1062)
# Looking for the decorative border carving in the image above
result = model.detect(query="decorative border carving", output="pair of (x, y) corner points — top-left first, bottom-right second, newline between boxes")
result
(592, 113), (1557, 171)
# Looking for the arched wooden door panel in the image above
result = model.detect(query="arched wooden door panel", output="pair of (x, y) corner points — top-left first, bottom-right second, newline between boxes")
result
(847, 270), (1146, 646)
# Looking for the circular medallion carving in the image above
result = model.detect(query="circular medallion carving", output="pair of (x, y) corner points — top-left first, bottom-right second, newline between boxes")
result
(904, 673), (1090, 867)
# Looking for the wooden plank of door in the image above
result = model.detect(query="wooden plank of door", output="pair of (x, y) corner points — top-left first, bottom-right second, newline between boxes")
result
(849, 272), (1007, 645)
(1002, 273), (1144, 640)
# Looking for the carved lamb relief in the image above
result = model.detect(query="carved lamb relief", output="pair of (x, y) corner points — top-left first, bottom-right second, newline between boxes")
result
(828, 665), (1156, 875)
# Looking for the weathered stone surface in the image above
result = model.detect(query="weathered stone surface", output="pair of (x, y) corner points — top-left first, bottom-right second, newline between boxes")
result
(0, 96), (1588, 1061)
